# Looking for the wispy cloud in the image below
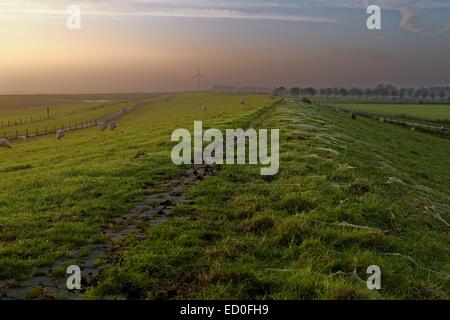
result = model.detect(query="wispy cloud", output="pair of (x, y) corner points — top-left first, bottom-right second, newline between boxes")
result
(3, 0), (450, 11)
(439, 22), (450, 34)
(399, 7), (421, 32)
(2, 0), (450, 26)
(87, 8), (339, 23)
(0, 1), (338, 23)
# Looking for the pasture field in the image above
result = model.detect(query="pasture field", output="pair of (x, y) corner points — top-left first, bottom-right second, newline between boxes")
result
(335, 103), (450, 123)
(0, 102), (133, 138)
(0, 93), (163, 138)
(0, 92), (271, 294)
(0, 93), (160, 114)
(0, 93), (449, 300)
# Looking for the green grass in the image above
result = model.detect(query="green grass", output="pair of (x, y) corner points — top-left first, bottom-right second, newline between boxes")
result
(0, 92), (271, 282)
(336, 103), (450, 123)
(1, 93), (449, 300)
(86, 99), (450, 300)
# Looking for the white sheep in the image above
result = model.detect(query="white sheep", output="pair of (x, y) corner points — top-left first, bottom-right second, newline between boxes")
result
(240, 99), (247, 105)
(56, 130), (65, 139)
(0, 138), (12, 148)
(108, 121), (117, 131)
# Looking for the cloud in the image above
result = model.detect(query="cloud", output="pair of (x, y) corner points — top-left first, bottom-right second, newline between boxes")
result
(4, 0), (450, 11)
(0, 2), (338, 23)
(439, 23), (450, 34)
(82, 8), (338, 23)
(2, 0), (449, 26)
(399, 7), (421, 32)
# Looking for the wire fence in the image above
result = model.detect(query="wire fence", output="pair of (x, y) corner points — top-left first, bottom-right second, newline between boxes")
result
(3, 107), (133, 141)
(336, 107), (450, 138)
(0, 103), (117, 129)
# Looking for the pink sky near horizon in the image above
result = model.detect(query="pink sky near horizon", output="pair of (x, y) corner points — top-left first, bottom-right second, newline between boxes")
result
(1, 1), (450, 93)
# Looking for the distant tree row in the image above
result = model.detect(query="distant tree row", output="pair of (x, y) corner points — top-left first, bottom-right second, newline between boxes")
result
(273, 87), (317, 98)
(273, 84), (450, 101)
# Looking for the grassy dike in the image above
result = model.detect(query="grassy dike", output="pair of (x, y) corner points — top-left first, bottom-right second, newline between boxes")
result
(0, 92), (271, 287)
(87, 99), (450, 300)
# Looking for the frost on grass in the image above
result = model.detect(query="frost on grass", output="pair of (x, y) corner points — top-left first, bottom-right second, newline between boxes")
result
(387, 177), (450, 200)
(303, 154), (322, 159)
(338, 163), (356, 170)
(317, 147), (340, 155)
(298, 124), (323, 131)
(425, 205), (450, 227)
(387, 177), (450, 227)
(386, 177), (408, 186)
(308, 217), (383, 233)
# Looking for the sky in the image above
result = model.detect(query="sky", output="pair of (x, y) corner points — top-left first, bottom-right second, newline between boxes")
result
(0, 0), (450, 93)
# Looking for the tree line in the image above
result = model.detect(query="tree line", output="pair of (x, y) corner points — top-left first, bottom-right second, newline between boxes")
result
(273, 84), (450, 101)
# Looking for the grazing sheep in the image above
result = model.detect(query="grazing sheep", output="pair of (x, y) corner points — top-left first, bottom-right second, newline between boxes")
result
(350, 111), (357, 120)
(0, 138), (12, 148)
(202, 105), (207, 112)
(98, 121), (107, 131)
(411, 127), (416, 131)
(56, 130), (65, 139)
(240, 99), (247, 105)
(108, 121), (117, 131)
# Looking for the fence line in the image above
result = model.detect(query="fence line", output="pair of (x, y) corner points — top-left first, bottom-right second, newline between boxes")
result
(0, 103), (120, 129)
(3, 107), (134, 141)
(336, 107), (450, 137)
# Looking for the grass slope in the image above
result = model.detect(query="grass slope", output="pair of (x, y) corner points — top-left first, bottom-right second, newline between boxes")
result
(88, 99), (450, 300)
(0, 92), (270, 284)
(1, 94), (449, 300)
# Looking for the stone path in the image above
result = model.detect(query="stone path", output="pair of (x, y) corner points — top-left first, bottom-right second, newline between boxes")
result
(0, 165), (215, 300)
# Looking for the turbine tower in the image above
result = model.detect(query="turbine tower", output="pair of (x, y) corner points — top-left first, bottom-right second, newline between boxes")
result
(192, 66), (206, 90)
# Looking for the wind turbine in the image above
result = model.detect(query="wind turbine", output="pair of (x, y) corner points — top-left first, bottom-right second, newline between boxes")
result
(192, 66), (206, 90)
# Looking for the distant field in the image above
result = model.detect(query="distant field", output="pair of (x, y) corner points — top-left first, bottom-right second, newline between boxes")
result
(336, 103), (450, 123)
(0, 93), (163, 138)
(0, 102), (133, 138)
(0, 93), (160, 111)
